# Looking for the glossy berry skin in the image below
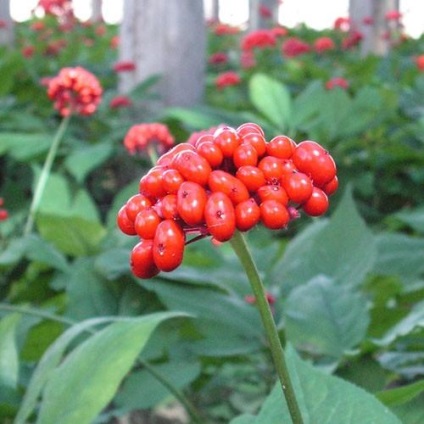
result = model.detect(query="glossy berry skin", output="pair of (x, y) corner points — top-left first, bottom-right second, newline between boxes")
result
(241, 132), (267, 157)
(172, 150), (212, 186)
(258, 156), (284, 182)
(302, 187), (329, 216)
(205, 192), (236, 242)
(139, 167), (167, 199)
(235, 198), (261, 231)
(159, 194), (179, 220)
(266, 135), (296, 159)
(208, 170), (250, 205)
(260, 200), (290, 230)
(153, 219), (185, 272)
(177, 181), (207, 225)
(292, 140), (336, 187)
(281, 172), (313, 204)
(125, 194), (152, 222)
(157, 142), (195, 167)
(233, 143), (258, 168)
(134, 208), (161, 239)
(117, 205), (137, 235)
(131, 240), (160, 279)
(257, 184), (289, 205)
(322, 176), (339, 196)
(236, 166), (266, 192)
(213, 127), (240, 157)
(236, 122), (265, 138)
(162, 169), (185, 194)
(197, 141), (224, 168)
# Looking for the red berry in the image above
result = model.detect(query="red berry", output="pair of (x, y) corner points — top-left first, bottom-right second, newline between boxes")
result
(117, 205), (137, 235)
(257, 184), (289, 205)
(139, 167), (167, 199)
(281, 172), (313, 204)
(233, 143), (258, 168)
(292, 140), (336, 187)
(266, 135), (296, 159)
(162, 168), (185, 194)
(236, 166), (266, 192)
(158, 194), (179, 220)
(205, 192), (236, 242)
(236, 122), (265, 138)
(196, 140), (224, 168)
(213, 127), (240, 157)
(208, 170), (250, 205)
(302, 187), (329, 216)
(258, 156), (284, 182)
(260, 200), (290, 230)
(177, 181), (207, 225)
(157, 142), (195, 167)
(322, 175), (339, 196)
(134, 208), (161, 239)
(131, 240), (160, 279)
(241, 132), (267, 157)
(125, 194), (152, 222)
(153, 220), (185, 272)
(172, 150), (212, 186)
(235, 198), (261, 231)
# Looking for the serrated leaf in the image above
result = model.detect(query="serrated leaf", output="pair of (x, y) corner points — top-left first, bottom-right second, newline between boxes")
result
(36, 313), (181, 424)
(0, 314), (20, 390)
(284, 276), (370, 360)
(249, 73), (291, 132)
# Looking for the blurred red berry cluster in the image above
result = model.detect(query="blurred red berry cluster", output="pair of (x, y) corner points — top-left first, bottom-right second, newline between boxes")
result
(117, 123), (338, 279)
(47, 66), (102, 117)
(123, 123), (175, 156)
(0, 198), (8, 222)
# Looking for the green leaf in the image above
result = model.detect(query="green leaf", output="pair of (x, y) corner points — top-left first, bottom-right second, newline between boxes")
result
(249, 73), (292, 132)
(391, 393), (424, 424)
(0, 314), (20, 390)
(230, 346), (402, 424)
(373, 232), (424, 287)
(372, 300), (424, 347)
(0, 133), (51, 161)
(284, 276), (370, 360)
(64, 143), (113, 183)
(37, 214), (106, 256)
(115, 360), (200, 410)
(36, 313), (181, 424)
(393, 206), (424, 234)
(377, 379), (424, 407)
(15, 317), (117, 424)
(270, 187), (376, 294)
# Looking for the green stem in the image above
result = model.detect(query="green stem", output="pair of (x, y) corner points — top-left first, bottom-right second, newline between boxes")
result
(0, 303), (203, 424)
(147, 143), (158, 165)
(230, 231), (304, 424)
(24, 115), (71, 236)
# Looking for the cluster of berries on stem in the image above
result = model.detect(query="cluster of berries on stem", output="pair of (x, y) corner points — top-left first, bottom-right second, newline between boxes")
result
(117, 123), (338, 279)
(47, 66), (102, 117)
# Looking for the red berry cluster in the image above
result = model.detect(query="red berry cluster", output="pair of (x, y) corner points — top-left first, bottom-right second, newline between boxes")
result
(47, 66), (102, 117)
(123, 123), (175, 155)
(0, 198), (8, 221)
(117, 123), (338, 279)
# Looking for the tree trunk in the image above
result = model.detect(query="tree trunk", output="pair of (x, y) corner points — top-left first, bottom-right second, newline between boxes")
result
(91, 0), (102, 21)
(249, 0), (278, 30)
(349, 0), (399, 56)
(0, 0), (14, 47)
(118, 0), (206, 110)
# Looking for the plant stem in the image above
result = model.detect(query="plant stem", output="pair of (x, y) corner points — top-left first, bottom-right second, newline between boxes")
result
(0, 303), (203, 424)
(24, 115), (71, 236)
(229, 230), (304, 424)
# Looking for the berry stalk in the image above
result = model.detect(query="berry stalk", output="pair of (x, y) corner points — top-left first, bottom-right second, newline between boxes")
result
(24, 115), (71, 235)
(230, 230), (304, 424)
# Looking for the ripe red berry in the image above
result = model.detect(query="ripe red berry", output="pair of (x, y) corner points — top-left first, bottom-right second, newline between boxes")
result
(117, 205), (137, 235)
(258, 156), (284, 182)
(158, 194), (179, 220)
(257, 184), (289, 205)
(322, 175), (339, 196)
(236, 166), (266, 192)
(139, 167), (167, 199)
(177, 181), (207, 225)
(153, 219), (185, 272)
(266, 135), (296, 159)
(131, 240), (160, 279)
(125, 194), (152, 222)
(233, 143), (258, 168)
(172, 150), (212, 186)
(241, 132), (267, 157)
(302, 187), (329, 216)
(196, 140), (224, 168)
(157, 142), (195, 167)
(204, 192), (236, 242)
(208, 170), (250, 204)
(162, 169), (185, 194)
(236, 122), (265, 138)
(281, 172), (313, 204)
(260, 200), (290, 230)
(134, 208), (161, 239)
(213, 127), (240, 157)
(235, 198), (261, 231)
